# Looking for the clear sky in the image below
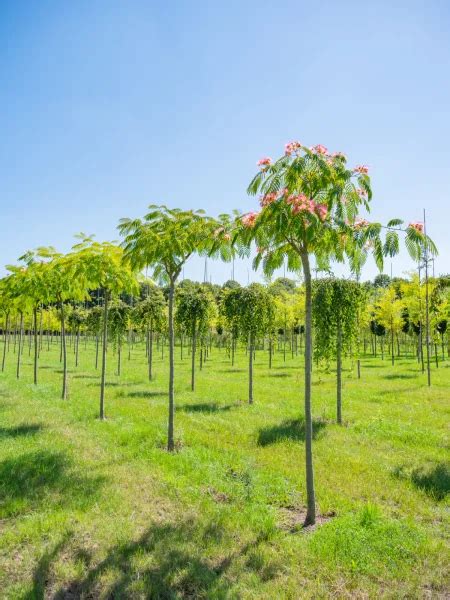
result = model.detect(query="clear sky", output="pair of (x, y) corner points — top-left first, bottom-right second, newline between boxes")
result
(1, 0), (449, 284)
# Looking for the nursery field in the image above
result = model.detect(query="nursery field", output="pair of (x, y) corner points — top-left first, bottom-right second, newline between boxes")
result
(0, 341), (448, 599)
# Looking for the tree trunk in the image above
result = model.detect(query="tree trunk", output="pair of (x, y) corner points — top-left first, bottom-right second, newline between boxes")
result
(16, 312), (24, 379)
(33, 306), (38, 385)
(2, 313), (9, 372)
(248, 333), (254, 404)
(336, 321), (342, 425)
(300, 250), (316, 526)
(148, 321), (153, 381)
(99, 291), (109, 420)
(167, 280), (175, 451)
(191, 320), (196, 391)
(60, 301), (68, 399)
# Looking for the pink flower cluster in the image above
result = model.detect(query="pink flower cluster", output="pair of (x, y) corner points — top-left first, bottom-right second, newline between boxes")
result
(332, 151), (346, 159)
(354, 218), (370, 229)
(286, 194), (328, 221)
(285, 141), (302, 155)
(241, 212), (259, 228)
(357, 188), (367, 197)
(409, 221), (424, 233)
(354, 165), (369, 174)
(311, 144), (328, 155)
(257, 157), (272, 168)
(260, 192), (278, 207)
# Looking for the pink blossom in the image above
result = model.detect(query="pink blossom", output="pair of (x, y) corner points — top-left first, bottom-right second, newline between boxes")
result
(241, 212), (259, 228)
(354, 165), (369, 174)
(260, 192), (278, 207)
(315, 203), (328, 221)
(354, 218), (370, 229)
(332, 152), (346, 159)
(256, 246), (265, 254)
(357, 188), (367, 196)
(285, 141), (302, 155)
(313, 144), (328, 155)
(257, 157), (272, 168)
(409, 221), (424, 234)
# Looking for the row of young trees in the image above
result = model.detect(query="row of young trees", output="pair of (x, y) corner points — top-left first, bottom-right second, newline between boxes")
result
(0, 141), (438, 526)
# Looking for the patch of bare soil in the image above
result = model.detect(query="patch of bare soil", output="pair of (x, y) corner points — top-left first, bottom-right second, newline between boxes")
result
(278, 506), (336, 532)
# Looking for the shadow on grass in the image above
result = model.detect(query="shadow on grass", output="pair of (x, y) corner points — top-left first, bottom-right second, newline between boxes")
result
(221, 368), (245, 373)
(257, 417), (327, 446)
(178, 402), (240, 413)
(0, 424), (43, 439)
(394, 462), (450, 500)
(23, 533), (73, 600)
(411, 463), (449, 500)
(125, 390), (167, 399)
(0, 450), (105, 518)
(54, 519), (273, 599)
(383, 373), (417, 380)
(264, 372), (291, 378)
(72, 374), (99, 379)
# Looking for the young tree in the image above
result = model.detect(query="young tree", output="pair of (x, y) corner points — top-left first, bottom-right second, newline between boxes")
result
(235, 283), (274, 403)
(374, 286), (403, 366)
(133, 285), (166, 380)
(119, 205), (218, 451)
(238, 140), (436, 525)
(175, 283), (215, 391)
(73, 240), (138, 419)
(313, 278), (364, 423)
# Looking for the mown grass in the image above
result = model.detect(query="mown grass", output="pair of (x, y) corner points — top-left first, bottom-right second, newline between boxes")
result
(0, 337), (448, 599)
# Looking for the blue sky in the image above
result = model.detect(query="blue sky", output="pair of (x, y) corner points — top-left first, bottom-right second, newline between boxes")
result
(1, 0), (449, 283)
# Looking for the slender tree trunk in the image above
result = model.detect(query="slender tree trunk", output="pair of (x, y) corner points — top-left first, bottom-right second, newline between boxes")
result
(33, 306), (38, 384)
(167, 279), (175, 451)
(2, 313), (10, 372)
(117, 337), (121, 376)
(148, 321), (153, 381)
(75, 328), (80, 367)
(336, 321), (342, 425)
(300, 250), (316, 526)
(248, 333), (254, 404)
(95, 335), (99, 369)
(99, 291), (109, 420)
(16, 312), (24, 379)
(191, 320), (196, 391)
(60, 301), (68, 399)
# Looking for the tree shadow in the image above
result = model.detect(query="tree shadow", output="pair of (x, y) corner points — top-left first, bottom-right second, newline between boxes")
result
(0, 450), (105, 518)
(23, 533), (73, 600)
(125, 390), (167, 399)
(410, 463), (449, 500)
(54, 518), (274, 599)
(0, 424), (43, 439)
(257, 417), (327, 447)
(178, 402), (241, 413)
(264, 372), (291, 378)
(383, 373), (417, 380)
(221, 368), (245, 373)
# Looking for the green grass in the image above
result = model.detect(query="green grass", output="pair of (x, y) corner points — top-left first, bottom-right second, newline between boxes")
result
(0, 338), (448, 599)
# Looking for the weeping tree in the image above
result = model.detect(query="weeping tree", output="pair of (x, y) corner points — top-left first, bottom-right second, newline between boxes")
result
(119, 205), (220, 451)
(238, 139), (436, 526)
(220, 285), (241, 366)
(175, 282), (216, 391)
(133, 285), (166, 380)
(67, 307), (87, 368)
(86, 306), (103, 369)
(313, 278), (364, 424)
(108, 300), (130, 376)
(235, 283), (274, 404)
(374, 286), (403, 366)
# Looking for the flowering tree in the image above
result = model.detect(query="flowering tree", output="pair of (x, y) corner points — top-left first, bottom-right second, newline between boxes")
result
(237, 140), (436, 526)
(119, 205), (218, 451)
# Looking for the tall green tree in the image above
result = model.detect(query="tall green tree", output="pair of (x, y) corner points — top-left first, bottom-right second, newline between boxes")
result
(119, 205), (218, 451)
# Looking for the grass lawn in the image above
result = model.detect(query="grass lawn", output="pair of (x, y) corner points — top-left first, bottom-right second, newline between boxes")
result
(0, 338), (448, 599)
